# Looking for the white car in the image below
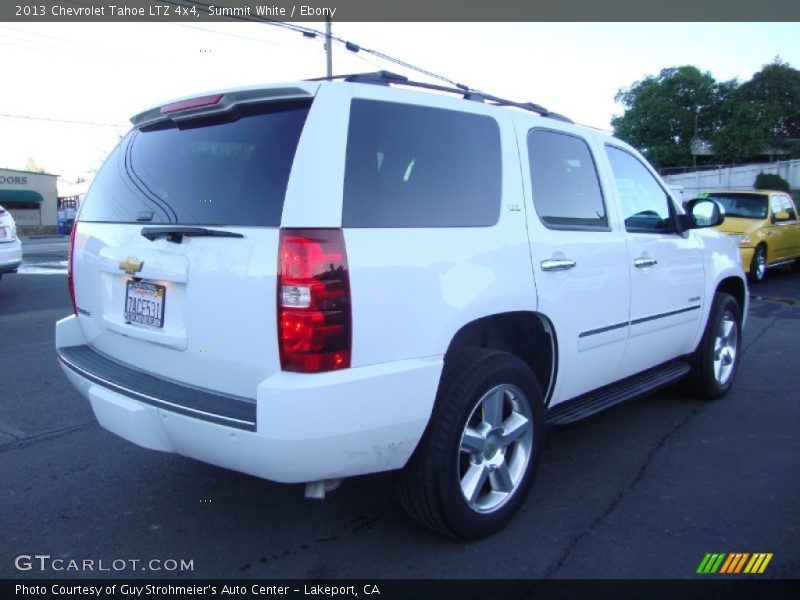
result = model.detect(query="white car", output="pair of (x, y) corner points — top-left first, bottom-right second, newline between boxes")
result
(0, 204), (22, 281)
(56, 72), (747, 538)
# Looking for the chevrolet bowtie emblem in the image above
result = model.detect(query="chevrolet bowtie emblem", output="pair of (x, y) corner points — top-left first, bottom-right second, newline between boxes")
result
(119, 257), (144, 275)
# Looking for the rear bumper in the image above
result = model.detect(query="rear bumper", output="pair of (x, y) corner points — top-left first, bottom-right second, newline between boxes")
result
(56, 315), (442, 483)
(0, 240), (22, 273)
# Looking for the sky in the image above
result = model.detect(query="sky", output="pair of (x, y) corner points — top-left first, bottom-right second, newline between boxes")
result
(1, 21), (799, 182)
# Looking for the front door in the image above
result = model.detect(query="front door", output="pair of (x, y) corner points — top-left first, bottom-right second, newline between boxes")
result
(604, 145), (706, 378)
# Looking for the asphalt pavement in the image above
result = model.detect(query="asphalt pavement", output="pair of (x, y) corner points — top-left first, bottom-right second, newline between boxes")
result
(0, 250), (798, 579)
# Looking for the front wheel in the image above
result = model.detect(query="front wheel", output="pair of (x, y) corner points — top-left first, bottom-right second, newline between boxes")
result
(684, 292), (742, 399)
(398, 349), (544, 539)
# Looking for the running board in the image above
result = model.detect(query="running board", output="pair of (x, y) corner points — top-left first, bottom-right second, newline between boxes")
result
(546, 360), (691, 426)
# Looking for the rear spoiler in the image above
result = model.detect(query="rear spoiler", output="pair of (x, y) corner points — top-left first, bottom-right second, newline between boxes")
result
(130, 86), (315, 129)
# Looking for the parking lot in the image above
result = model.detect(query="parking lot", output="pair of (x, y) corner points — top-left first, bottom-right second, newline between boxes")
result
(1, 238), (798, 579)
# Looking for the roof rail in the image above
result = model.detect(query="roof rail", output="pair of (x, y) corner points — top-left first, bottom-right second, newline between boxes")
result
(306, 71), (573, 123)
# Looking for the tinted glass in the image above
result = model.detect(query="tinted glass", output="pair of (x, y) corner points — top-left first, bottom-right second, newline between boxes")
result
(343, 100), (501, 228)
(606, 145), (672, 233)
(80, 102), (310, 226)
(527, 130), (607, 229)
(706, 193), (768, 219)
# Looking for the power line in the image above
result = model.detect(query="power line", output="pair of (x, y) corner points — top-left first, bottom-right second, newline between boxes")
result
(165, 0), (471, 90)
(168, 21), (387, 73)
(0, 113), (128, 128)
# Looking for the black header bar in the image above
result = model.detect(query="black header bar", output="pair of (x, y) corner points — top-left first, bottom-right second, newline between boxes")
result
(4, 0), (800, 22)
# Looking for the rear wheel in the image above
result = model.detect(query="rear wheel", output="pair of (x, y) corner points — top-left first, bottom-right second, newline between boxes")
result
(684, 292), (742, 399)
(749, 245), (767, 283)
(398, 348), (544, 539)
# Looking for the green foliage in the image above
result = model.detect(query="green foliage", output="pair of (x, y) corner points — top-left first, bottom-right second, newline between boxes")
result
(613, 58), (800, 168)
(754, 172), (790, 192)
(612, 66), (718, 168)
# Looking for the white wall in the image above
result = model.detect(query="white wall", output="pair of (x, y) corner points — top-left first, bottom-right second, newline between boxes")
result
(0, 168), (58, 228)
(663, 159), (800, 198)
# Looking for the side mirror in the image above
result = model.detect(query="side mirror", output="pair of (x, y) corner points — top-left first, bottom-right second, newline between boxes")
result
(772, 210), (790, 223)
(683, 198), (725, 229)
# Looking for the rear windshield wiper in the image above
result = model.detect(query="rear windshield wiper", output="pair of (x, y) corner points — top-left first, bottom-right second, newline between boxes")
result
(140, 226), (244, 244)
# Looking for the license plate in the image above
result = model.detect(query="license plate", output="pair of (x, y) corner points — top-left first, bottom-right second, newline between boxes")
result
(124, 281), (165, 328)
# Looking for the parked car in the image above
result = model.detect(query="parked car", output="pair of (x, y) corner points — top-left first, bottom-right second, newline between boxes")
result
(0, 204), (22, 282)
(56, 72), (747, 538)
(701, 189), (800, 283)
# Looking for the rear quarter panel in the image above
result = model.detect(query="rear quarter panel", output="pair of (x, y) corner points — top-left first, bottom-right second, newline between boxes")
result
(320, 86), (539, 367)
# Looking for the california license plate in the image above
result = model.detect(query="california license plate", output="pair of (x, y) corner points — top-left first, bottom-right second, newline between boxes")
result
(124, 281), (165, 328)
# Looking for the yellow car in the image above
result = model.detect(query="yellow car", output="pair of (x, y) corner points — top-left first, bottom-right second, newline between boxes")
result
(702, 190), (800, 283)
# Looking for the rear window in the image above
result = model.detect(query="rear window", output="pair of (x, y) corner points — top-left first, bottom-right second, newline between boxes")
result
(80, 101), (310, 226)
(343, 99), (501, 228)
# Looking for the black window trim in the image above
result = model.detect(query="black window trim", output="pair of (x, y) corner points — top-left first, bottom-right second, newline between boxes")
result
(527, 127), (612, 233)
(604, 143), (682, 235)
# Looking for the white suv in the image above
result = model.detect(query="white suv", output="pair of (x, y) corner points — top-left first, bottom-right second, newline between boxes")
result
(0, 204), (22, 281)
(56, 72), (747, 538)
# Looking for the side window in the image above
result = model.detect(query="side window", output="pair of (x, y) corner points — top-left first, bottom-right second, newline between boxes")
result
(780, 195), (797, 221)
(343, 100), (501, 228)
(770, 195), (786, 220)
(606, 145), (673, 233)
(527, 129), (607, 229)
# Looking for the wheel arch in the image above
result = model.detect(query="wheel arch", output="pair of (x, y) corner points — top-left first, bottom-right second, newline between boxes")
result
(716, 276), (746, 316)
(443, 311), (558, 406)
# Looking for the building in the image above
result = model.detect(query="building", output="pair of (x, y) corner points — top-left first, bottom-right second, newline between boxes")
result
(0, 168), (59, 234)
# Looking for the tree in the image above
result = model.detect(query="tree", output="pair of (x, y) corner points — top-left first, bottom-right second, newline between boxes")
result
(612, 66), (720, 168)
(25, 157), (46, 173)
(711, 95), (773, 164)
(713, 59), (800, 163)
(613, 59), (800, 167)
(739, 58), (800, 157)
(754, 172), (790, 192)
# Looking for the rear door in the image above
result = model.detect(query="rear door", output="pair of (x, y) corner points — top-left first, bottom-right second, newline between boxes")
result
(71, 89), (314, 398)
(516, 122), (630, 405)
(769, 193), (800, 262)
(780, 195), (800, 259)
(604, 145), (705, 378)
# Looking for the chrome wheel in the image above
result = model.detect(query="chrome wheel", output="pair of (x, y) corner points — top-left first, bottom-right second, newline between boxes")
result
(752, 247), (766, 281)
(713, 310), (738, 385)
(458, 384), (533, 513)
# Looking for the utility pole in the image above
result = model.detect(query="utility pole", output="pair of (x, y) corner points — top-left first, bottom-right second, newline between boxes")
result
(325, 17), (333, 80)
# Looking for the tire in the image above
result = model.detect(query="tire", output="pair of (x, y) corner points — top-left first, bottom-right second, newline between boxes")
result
(749, 245), (767, 283)
(397, 348), (544, 539)
(683, 292), (742, 400)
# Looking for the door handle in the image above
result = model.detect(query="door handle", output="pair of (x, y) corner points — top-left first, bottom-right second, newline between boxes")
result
(633, 257), (658, 268)
(541, 258), (577, 272)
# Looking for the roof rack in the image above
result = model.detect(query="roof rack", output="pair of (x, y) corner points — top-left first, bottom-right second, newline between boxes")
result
(305, 71), (573, 123)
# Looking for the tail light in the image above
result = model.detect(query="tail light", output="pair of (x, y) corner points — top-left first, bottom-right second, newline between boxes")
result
(67, 223), (78, 316)
(278, 229), (351, 373)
